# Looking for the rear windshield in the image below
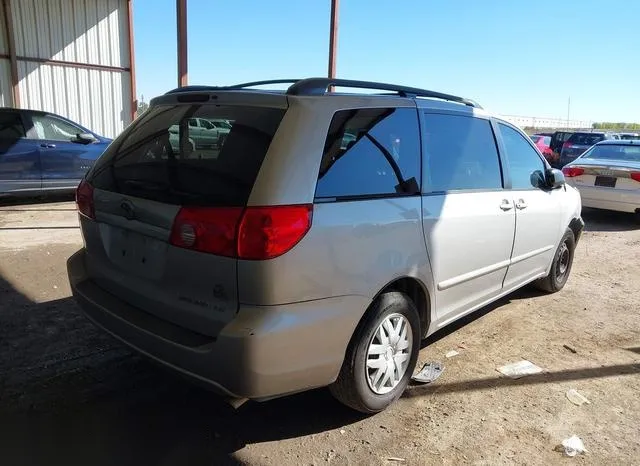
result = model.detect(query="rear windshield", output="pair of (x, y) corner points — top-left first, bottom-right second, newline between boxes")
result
(530, 135), (541, 143)
(582, 144), (640, 162)
(88, 104), (285, 206)
(567, 133), (604, 145)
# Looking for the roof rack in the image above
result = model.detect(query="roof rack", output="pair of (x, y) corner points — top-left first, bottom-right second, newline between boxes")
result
(164, 78), (481, 108)
(287, 78), (482, 108)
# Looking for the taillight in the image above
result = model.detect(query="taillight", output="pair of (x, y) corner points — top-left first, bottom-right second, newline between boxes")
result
(237, 205), (313, 260)
(562, 142), (572, 150)
(169, 204), (313, 260)
(76, 179), (95, 219)
(562, 167), (584, 177)
(630, 172), (640, 182)
(169, 207), (243, 257)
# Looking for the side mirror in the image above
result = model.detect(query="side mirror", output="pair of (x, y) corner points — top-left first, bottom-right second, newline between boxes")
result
(546, 168), (565, 189)
(72, 133), (97, 144)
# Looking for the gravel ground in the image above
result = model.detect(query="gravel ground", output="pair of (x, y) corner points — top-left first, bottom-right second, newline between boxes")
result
(1, 199), (639, 466)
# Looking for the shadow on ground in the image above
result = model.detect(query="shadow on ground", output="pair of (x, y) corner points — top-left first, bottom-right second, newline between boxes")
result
(582, 208), (639, 232)
(0, 275), (365, 466)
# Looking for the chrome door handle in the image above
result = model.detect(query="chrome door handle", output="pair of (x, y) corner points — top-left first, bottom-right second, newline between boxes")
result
(500, 199), (513, 211)
(40, 143), (56, 148)
(516, 199), (528, 210)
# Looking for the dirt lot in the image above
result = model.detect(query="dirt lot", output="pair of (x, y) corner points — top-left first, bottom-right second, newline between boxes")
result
(1, 197), (639, 466)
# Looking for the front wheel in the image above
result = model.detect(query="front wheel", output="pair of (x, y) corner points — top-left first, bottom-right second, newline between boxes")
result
(534, 229), (576, 293)
(330, 291), (420, 413)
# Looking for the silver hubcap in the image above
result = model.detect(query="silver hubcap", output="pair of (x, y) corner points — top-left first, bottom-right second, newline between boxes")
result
(557, 242), (570, 276)
(366, 313), (413, 395)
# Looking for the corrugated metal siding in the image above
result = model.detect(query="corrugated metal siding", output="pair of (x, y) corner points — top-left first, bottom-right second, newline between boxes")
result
(18, 62), (130, 137)
(11, 0), (128, 67)
(8, 0), (131, 137)
(0, 60), (12, 107)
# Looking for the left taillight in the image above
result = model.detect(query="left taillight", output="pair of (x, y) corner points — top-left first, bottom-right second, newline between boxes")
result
(76, 179), (95, 219)
(630, 172), (640, 183)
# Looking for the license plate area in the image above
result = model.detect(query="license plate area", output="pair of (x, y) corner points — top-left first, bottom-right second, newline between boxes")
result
(102, 224), (166, 278)
(594, 176), (617, 188)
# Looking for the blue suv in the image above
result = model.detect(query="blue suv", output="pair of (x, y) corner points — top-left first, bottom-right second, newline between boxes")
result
(0, 108), (111, 196)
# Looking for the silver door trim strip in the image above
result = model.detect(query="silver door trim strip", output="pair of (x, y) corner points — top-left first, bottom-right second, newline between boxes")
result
(437, 244), (554, 291)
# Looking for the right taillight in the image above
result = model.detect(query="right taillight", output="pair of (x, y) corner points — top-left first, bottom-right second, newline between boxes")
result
(76, 179), (95, 219)
(169, 207), (244, 257)
(562, 167), (584, 178)
(630, 172), (640, 182)
(169, 204), (313, 260)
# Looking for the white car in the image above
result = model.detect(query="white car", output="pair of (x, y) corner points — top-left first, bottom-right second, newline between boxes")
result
(562, 140), (640, 216)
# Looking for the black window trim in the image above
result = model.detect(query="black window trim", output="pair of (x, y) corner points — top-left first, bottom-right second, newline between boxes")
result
(493, 119), (551, 192)
(313, 106), (423, 202)
(418, 109), (508, 194)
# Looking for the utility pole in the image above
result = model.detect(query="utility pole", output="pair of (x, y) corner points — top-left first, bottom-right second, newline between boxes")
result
(566, 97), (571, 130)
(328, 0), (339, 82)
(177, 0), (188, 87)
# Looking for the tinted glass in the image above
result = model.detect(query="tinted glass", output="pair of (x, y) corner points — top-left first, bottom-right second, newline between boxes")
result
(567, 133), (605, 145)
(316, 108), (420, 199)
(498, 124), (546, 190)
(582, 144), (640, 162)
(0, 112), (26, 139)
(530, 135), (541, 143)
(89, 104), (285, 206)
(542, 136), (551, 145)
(31, 114), (82, 141)
(422, 114), (502, 192)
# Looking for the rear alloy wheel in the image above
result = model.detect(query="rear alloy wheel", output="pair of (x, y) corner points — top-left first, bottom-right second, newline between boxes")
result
(330, 291), (420, 413)
(534, 229), (575, 293)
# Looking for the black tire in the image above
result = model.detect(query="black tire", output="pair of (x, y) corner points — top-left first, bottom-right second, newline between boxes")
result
(534, 229), (575, 293)
(330, 291), (421, 413)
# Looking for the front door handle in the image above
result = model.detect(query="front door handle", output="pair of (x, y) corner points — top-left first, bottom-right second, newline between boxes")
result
(500, 199), (513, 211)
(516, 199), (528, 210)
(40, 143), (56, 148)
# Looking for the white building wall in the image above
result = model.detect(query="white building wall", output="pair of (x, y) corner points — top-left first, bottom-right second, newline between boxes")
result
(1, 0), (132, 137)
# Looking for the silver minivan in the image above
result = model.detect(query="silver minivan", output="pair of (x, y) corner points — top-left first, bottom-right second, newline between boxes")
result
(68, 78), (584, 413)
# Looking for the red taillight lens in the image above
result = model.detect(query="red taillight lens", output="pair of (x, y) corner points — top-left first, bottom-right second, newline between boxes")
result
(76, 179), (95, 219)
(237, 205), (313, 260)
(562, 167), (584, 178)
(630, 172), (640, 182)
(169, 207), (243, 257)
(169, 204), (313, 260)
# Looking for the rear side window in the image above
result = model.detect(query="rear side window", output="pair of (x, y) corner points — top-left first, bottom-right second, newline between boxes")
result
(568, 133), (604, 145)
(89, 104), (285, 206)
(422, 113), (503, 192)
(316, 108), (421, 199)
(0, 112), (26, 139)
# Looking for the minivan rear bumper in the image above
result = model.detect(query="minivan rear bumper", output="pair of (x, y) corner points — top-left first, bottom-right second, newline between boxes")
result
(67, 249), (368, 400)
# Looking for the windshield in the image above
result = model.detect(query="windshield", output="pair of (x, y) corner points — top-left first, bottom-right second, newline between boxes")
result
(582, 144), (640, 162)
(88, 104), (285, 206)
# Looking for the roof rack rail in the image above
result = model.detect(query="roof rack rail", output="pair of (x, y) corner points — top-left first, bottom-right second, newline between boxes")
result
(163, 78), (481, 109)
(164, 79), (302, 95)
(286, 78), (481, 108)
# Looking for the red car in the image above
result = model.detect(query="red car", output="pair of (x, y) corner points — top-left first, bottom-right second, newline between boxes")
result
(530, 134), (556, 164)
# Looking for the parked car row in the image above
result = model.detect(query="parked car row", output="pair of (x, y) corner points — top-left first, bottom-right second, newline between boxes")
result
(531, 130), (640, 168)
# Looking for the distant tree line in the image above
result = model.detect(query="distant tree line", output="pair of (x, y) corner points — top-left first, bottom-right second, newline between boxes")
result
(592, 122), (640, 130)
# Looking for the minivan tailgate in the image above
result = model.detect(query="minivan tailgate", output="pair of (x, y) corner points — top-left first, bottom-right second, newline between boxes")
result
(81, 190), (238, 337)
(79, 98), (287, 337)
